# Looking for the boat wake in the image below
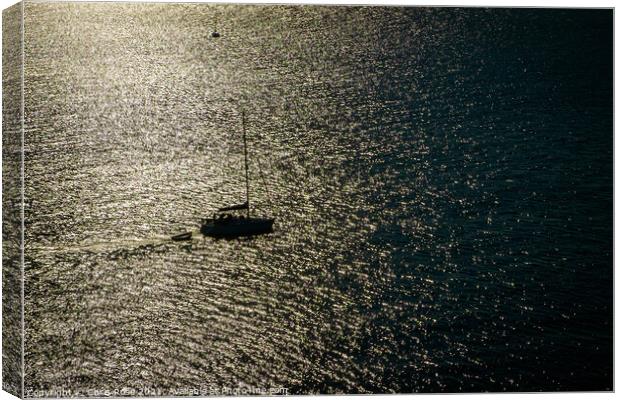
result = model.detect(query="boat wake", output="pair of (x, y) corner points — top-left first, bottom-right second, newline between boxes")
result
(30, 231), (203, 255)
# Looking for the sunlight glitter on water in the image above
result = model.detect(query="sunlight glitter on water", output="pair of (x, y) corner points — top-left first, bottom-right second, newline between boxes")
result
(20, 2), (612, 394)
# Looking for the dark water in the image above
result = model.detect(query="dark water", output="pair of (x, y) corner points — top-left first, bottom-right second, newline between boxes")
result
(22, 3), (612, 394)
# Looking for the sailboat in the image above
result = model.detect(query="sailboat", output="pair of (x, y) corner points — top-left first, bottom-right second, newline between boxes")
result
(200, 112), (275, 238)
(211, 14), (220, 37)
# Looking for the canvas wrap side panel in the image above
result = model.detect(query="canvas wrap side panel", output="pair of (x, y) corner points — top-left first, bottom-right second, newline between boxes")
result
(3, 2), (24, 397)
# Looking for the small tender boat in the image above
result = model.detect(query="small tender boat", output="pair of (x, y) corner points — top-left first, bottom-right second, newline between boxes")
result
(200, 112), (275, 238)
(171, 231), (192, 241)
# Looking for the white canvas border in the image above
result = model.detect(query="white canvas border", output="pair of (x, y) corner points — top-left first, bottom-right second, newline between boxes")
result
(0, 1), (615, 399)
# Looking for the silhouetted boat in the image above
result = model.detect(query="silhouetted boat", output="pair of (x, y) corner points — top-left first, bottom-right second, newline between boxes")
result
(201, 112), (275, 238)
(211, 15), (220, 37)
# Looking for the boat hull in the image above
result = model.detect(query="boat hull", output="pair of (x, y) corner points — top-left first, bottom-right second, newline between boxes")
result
(201, 217), (275, 238)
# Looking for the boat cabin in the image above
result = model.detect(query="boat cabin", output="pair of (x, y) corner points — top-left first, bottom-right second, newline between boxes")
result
(212, 213), (247, 224)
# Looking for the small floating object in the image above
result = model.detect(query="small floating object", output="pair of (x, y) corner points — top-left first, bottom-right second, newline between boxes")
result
(171, 231), (192, 241)
(211, 31), (220, 38)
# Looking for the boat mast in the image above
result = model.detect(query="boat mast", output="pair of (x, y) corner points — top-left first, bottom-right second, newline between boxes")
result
(242, 111), (250, 218)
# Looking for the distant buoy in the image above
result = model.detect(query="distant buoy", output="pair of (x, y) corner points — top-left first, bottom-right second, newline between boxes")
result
(211, 31), (220, 38)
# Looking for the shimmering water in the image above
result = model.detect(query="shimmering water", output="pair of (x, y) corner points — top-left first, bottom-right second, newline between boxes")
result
(22, 3), (612, 394)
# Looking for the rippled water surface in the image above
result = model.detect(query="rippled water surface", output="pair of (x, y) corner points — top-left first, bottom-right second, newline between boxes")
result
(22, 3), (612, 394)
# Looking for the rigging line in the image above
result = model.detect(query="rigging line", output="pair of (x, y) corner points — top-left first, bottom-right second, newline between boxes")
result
(254, 152), (273, 208)
(265, 143), (277, 175)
